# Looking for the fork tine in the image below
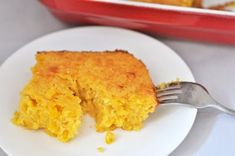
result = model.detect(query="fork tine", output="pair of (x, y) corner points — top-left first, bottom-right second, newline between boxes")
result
(157, 89), (183, 98)
(156, 82), (182, 104)
(158, 95), (178, 103)
(158, 98), (178, 104)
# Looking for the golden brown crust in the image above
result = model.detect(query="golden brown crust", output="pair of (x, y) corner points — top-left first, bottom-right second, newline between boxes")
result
(35, 50), (157, 98)
(192, 0), (202, 8)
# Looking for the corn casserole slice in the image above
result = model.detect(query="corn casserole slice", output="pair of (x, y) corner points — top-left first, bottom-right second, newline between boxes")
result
(12, 50), (158, 142)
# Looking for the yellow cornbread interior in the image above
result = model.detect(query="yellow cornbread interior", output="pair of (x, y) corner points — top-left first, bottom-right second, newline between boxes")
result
(12, 51), (158, 142)
(12, 70), (82, 142)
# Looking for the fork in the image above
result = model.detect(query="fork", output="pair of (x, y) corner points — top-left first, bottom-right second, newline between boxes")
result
(156, 81), (235, 116)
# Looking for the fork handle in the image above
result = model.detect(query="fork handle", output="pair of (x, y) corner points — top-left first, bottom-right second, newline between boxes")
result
(210, 103), (235, 116)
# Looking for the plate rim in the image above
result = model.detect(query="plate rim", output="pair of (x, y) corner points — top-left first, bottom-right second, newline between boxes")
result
(0, 26), (197, 156)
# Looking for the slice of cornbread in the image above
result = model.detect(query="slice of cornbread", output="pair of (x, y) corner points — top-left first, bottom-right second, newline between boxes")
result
(12, 50), (158, 142)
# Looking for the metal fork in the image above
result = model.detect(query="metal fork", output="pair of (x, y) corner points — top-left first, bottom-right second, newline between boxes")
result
(156, 81), (235, 116)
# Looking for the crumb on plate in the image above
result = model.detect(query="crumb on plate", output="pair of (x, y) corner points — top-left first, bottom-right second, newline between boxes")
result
(97, 146), (105, 153)
(158, 78), (180, 89)
(105, 131), (116, 144)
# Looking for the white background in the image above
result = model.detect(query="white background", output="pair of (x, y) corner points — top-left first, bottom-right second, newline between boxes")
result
(0, 0), (235, 155)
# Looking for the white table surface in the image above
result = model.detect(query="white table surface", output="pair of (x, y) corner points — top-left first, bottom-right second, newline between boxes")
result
(1, 0), (235, 156)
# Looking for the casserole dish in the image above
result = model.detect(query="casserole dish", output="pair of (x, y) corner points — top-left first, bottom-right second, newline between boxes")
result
(41, 0), (235, 44)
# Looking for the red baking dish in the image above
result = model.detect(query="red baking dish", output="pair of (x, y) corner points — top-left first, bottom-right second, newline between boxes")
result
(41, 0), (235, 44)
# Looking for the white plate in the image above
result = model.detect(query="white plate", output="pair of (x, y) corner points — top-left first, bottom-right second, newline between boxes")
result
(0, 26), (197, 156)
